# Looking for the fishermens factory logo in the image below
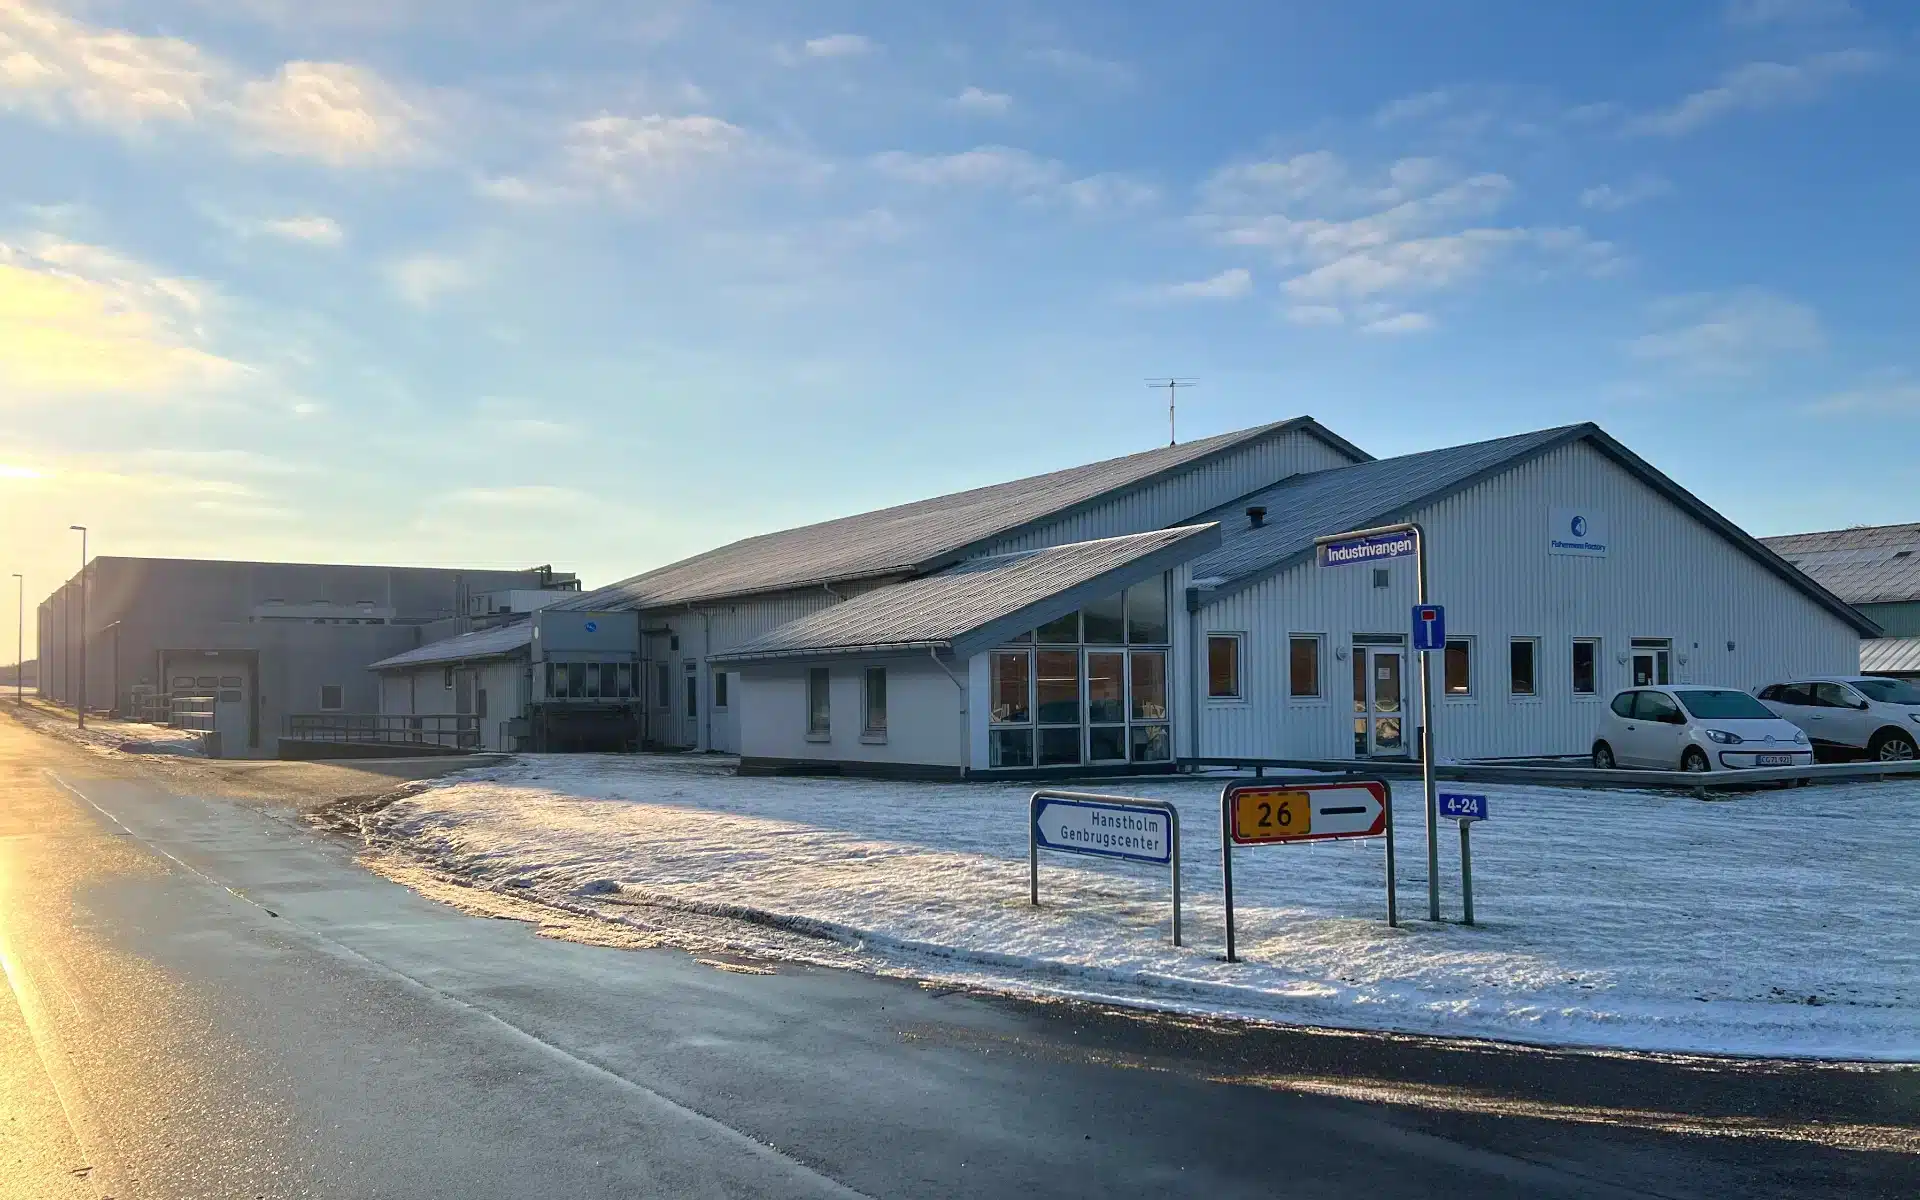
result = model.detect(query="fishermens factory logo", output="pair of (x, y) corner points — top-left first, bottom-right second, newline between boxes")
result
(1548, 508), (1609, 557)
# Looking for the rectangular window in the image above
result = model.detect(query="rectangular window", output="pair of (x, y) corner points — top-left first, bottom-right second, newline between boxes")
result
(864, 668), (887, 734)
(568, 662), (588, 698)
(1130, 724), (1170, 763)
(1126, 579), (1168, 644)
(1509, 638), (1538, 697)
(1372, 568), (1389, 589)
(1035, 650), (1080, 724)
(990, 651), (1031, 724)
(1129, 651), (1168, 721)
(600, 662), (619, 699)
(616, 663), (633, 699)
(585, 663), (602, 699)
(1444, 638), (1472, 696)
(548, 662), (566, 699)
(1037, 726), (1081, 766)
(807, 667), (830, 735)
(713, 670), (728, 709)
(1288, 636), (1321, 698)
(1572, 639), (1599, 696)
(684, 671), (697, 718)
(319, 684), (344, 711)
(443, 666), (454, 689)
(1208, 635), (1242, 699)
(989, 728), (1033, 767)
(655, 663), (671, 707)
(1088, 725), (1127, 762)
(1081, 593), (1125, 644)
(476, 688), (488, 719)
(1035, 611), (1079, 644)
(1086, 651), (1125, 723)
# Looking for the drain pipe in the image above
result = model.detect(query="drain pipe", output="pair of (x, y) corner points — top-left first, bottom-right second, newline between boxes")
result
(1186, 586), (1203, 771)
(701, 608), (713, 753)
(930, 646), (969, 779)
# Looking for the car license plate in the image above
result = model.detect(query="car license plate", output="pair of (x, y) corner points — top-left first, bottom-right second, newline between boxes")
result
(1757, 753), (1793, 766)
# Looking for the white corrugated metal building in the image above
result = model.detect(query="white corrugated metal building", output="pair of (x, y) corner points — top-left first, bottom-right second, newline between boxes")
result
(558, 417), (1875, 776)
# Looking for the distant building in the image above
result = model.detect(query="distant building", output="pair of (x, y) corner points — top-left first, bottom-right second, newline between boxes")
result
(36, 558), (578, 756)
(1762, 522), (1918, 679)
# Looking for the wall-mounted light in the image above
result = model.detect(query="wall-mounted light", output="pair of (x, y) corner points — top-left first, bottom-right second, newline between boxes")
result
(1616, 652), (1630, 665)
(1677, 653), (1690, 667)
(1726, 641), (1736, 653)
(1334, 646), (1349, 661)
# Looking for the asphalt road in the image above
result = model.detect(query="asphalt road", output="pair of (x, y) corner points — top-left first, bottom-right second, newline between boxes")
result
(2, 716), (1915, 1199)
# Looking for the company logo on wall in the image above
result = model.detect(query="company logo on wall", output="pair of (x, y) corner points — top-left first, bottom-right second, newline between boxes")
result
(1549, 507), (1608, 557)
(583, 620), (599, 633)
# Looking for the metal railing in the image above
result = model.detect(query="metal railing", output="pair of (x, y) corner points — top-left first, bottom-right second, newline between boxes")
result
(284, 713), (481, 751)
(168, 693), (216, 732)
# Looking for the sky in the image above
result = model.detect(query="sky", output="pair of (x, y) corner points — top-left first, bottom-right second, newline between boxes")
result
(2, 0), (1917, 659)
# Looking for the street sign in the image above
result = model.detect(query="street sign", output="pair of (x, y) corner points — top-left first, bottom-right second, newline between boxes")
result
(1219, 777), (1397, 960)
(1438, 792), (1487, 822)
(1228, 780), (1387, 845)
(1032, 795), (1173, 865)
(1029, 791), (1182, 945)
(1437, 793), (1488, 926)
(1412, 604), (1445, 651)
(1319, 530), (1417, 567)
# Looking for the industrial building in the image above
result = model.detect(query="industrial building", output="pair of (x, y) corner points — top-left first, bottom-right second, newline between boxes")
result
(1763, 521), (1920, 680)
(36, 557), (578, 756)
(551, 417), (1873, 776)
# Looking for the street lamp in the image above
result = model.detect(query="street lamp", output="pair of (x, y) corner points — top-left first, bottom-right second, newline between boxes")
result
(70, 525), (86, 729)
(9, 573), (20, 704)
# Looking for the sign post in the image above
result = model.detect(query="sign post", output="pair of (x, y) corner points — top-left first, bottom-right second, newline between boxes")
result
(1438, 792), (1488, 926)
(1317, 521), (1441, 923)
(1029, 790), (1181, 945)
(1219, 777), (1395, 962)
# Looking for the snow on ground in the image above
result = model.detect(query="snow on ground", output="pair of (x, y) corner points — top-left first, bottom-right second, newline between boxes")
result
(362, 755), (1920, 1061)
(7, 701), (206, 757)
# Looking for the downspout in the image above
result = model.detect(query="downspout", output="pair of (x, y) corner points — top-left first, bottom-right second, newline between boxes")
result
(930, 646), (968, 780)
(701, 608), (713, 753)
(1186, 586), (1203, 772)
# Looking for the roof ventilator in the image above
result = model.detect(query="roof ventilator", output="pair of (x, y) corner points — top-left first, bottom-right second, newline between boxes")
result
(1246, 505), (1267, 528)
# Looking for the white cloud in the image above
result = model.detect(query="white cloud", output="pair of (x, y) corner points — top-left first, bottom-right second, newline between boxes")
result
(484, 112), (762, 206)
(873, 145), (1155, 212)
(1360, 311), (1434, 335)
(1809, 373), (1920, 414)
(1629, 289), (1824, 376)
(1579, 175), (1673, 211)
(1627, 50), (1884, 136)
(952, 86), (1012, 116)
(1157, 268), (1252, 302)
(1725, 0), (1855, 26)
(803, 33), (874, 58)
(1028, 47), (1134, 90)
(386, 253), (475, 309)
(0, 0), (423, 164)
(1283, 305), (1345, 327)
(257, 215), (345, 244)
(1373, 89), (1454, 127)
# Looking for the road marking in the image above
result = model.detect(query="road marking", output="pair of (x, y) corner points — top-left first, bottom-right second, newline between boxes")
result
(45, 770), (876, 1200)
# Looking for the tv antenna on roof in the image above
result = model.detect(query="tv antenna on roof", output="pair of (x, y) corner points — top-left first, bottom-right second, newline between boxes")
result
(1146, 378), (1198, 446)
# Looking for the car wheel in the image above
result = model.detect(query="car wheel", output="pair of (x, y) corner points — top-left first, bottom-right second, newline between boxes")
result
(1592, 742), (1616, 769)
(1870, 730), (1918, 762)
(1681, 747), (1711, 773)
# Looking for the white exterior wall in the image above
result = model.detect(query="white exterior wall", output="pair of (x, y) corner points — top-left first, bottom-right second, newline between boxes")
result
(975, 430), (1358, 557)
(374, 656), (528, 750)
(737, 656), (963, 769)
(1195, 440), (1862, 760)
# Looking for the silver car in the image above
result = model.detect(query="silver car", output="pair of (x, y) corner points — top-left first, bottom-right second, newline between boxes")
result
(1755, 676), (1920, 762)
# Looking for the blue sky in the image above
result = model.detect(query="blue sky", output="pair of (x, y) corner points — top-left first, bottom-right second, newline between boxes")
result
(3, 0), (1916, 656)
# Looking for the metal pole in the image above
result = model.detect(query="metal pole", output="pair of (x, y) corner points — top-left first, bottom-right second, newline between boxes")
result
(71, 526), (86, 729)
(1459, 821), (1475, 926)
(1414, 525), (1438, 922)
(1029, 793), (1041, 906)
(1383, 780), (1399, 928)
(1220, 788), (1236, 962)
(1169, 807), (1182, 947)
(10, 573), (20, 704)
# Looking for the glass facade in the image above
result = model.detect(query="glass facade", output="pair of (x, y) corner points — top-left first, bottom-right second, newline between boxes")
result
(986, 577), (1172, 769)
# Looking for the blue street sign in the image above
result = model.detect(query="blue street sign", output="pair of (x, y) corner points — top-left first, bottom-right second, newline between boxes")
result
(1438, 792), (1488, 822)
(1411, 604), (1445, 651)
(1320, 531), (1417, 567)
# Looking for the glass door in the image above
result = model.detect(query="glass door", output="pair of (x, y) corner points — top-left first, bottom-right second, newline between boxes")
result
(1085, 650), (1127, 762)
(1352, 646), (1407, 757)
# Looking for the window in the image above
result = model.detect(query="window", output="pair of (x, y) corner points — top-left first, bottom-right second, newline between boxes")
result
(1086, 652), (1125, 723)
(585, 663), (602, 699)
(616, 663), (634, 699)
(1509, 638), (1538, 697)
(807, 667), (830, 736)
(1372, 568), (1390, 589)
(1772, 682), (1814, 706)
(1130, 652), (1168, 721)
(443, 666), (454, 689)
(1036, 611), (1079, 644)
(1610, 691), (1637, 718)
(1289, 636), (1322, 698)
(713, 670), (728, 709)
(1208, 634), (1242, 699)
(1811, 682), (1862, 710)
(1634, 690), (1682, 723)
(1443, 638), (1471, 696)
(684, 667), (697, 717)
(1038, 727), (1081, 767)
(1630, 638), (1672, 687)
(1572, 639), (1600, 696)
(990, 728), (1033, 767)
(219, 676), (242, 688)
(1678, 689), (1773, 720)
(319, 684), (344, 711)
(990, 651), (1031, 723)
(1035, 650), (1080, 724)
(863, 668), (887, 735)
(669, 635), (679, 651)
(600, 663), (619, 699)
(568, 662), (587, 698)
(1081, 593), (1125, 644)
(656, 663), (671, 708)
(1126, 580), (1168, 644)
(476, 688), (488, 719)
(172, 675), (194, 690)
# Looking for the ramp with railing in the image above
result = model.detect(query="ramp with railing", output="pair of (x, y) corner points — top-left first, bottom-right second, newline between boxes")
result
(281, 713), (481, 759)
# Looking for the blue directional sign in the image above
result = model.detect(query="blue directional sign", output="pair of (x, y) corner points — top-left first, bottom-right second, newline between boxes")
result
(1438, 792), (1488, 822)
(1032, 796), (1173, 865)
(1320, 531), (1417, 567)
(1411, 604), (1445, 651)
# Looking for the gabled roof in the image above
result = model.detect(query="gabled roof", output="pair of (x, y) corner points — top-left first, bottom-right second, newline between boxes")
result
(556, 416), (1364, 612)
(1184, 423), (1882, 637)
(1760, 523), (1920, 605)
(710, 524), (1221, 664)
(1862, 637), (1920, 675)
(368, 620), (532, 671)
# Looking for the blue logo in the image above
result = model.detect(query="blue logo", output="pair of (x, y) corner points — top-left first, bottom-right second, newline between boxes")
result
(1570, 515), (1588, 537)
(583, 620), (598, 633)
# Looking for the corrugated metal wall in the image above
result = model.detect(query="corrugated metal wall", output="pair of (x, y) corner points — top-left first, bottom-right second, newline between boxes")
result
(1195, 439), (1862, 760)
(974, 430), (1357, 557)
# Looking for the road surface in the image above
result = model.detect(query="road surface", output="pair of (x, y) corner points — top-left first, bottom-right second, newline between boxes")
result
(1, 715), (1914, 1198)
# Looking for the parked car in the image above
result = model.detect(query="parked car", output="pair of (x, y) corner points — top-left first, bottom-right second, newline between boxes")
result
(1593, 686), (1812, 772)
(1755, 676), (1920, 762)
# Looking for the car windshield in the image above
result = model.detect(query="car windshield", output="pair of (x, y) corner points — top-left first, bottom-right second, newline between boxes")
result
(1853, 678), (1920, 705)
(1677, 689), (1775, 720)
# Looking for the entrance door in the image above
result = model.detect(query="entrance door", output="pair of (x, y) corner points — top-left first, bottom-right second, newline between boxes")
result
(1351, 646), (1408, 757)
(1631, 640), (1672, 687)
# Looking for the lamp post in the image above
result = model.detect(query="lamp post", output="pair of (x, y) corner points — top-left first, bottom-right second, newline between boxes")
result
(9, 573), (20, 704)
(70, 526), (87, 729)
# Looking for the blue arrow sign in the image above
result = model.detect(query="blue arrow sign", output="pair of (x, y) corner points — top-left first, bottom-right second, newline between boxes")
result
(1412, 604), (1445, 651)
(1438, 792), (1488, 822)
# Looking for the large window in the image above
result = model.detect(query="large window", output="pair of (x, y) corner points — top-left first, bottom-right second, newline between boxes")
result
(1208, 634), (1242, 699)
(863, 668), (887, 735)
(713, 670), (729, 710)
(1509, 638), (1538, 697)
(1444, 638), (1472, 696)
(1289, 636), (1321, 698)
(807, 667), (830, 736)
(987, 580), (1173, 768)
(1572, 639), (1599, 697)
